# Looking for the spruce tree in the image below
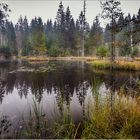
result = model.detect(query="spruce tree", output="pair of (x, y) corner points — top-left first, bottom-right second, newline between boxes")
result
(56, 1), (65, 48)
(90, 16), (103, 46)
(65, 6), (72, 49)
(100, 0), (123, 62)
(30, 17), (47, 55)
(5, 21), (16, 54)
(0, 3), (11, 28)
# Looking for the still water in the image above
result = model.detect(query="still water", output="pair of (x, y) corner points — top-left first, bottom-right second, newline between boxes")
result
(0, 60), (140, 133)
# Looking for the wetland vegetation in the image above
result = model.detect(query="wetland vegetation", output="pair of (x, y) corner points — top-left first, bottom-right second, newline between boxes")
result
(0, 61), (140, 139)
(0, 0), (140, 139)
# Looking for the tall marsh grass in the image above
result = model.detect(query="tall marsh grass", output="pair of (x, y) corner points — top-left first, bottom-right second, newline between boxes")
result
(91, 60), (140, 70)
(13, 93), (140, 139)
(82, 94), (140, 139)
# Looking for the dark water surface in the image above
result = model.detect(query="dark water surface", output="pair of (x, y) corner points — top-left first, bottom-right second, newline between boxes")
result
(0, 60), (140, 136)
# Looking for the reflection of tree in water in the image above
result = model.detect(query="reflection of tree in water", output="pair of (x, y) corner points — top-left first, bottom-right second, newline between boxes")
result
(15, 72), (29, 99)
(0, 62), (19, 103)
(56, 89), (64, 116)
(76, 82), (89, 106)
(109, 69), (115, 112)
(5, 74), (16, 94)
(123, 73), (140, 97)
(93, 70), (140, 97)
(0, 61), (140, 106)
(76, 61), (90, 119)
(91, 76), (103, 111)
(17, 81), (28, 99)
(0, 80), (6, 104)
(55, 80), (74, 116)
(76, 81), (90, 120)
(55, 87), (71, 123)
(0, 62), (88, 104)
(29, 73), (46, 102)
(0, 66), (9, 104)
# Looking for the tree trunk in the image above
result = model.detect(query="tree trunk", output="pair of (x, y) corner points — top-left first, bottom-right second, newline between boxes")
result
(111, 17), (116, 68)
(81, 32), (85, 57)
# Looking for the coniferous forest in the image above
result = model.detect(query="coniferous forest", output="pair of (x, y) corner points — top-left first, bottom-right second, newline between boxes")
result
(0, 1), (140, 59)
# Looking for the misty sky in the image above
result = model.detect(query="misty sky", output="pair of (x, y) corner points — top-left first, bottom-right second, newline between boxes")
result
(2, 0), (140, 27)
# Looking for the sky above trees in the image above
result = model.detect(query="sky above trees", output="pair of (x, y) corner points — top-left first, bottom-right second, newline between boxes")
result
(1, 0), (140, 27)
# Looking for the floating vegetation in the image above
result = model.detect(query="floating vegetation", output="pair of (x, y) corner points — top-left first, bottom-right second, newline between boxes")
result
(9, 65), (57, 74)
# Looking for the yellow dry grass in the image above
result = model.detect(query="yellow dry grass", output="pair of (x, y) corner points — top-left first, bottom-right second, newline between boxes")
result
(20, 56), (99, 61)
(19, 56), (140, 71)
(91, 60), (140, 70)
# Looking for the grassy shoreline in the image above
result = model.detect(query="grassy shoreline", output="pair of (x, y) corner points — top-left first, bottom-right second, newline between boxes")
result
(90, 60), (140, 71)
(20, 56), (98, 61)
(2, 56), (140, 71)
(20, 56), (140, 71)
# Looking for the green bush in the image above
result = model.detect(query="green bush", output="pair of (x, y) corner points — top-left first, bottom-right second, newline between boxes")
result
(48, 46), (71, 57)
(61, 49), (71, 57)
(48, 46), (62, 57)
(96, 46), (109, 59)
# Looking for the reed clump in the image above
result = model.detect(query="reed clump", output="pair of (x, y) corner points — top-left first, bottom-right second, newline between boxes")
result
(91, 60), (140, 70)
(82, 94), (140, 139)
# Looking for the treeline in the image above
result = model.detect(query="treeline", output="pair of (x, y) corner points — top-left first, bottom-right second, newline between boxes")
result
(104, 12), (140, 57)
(0, 1), (140, 58)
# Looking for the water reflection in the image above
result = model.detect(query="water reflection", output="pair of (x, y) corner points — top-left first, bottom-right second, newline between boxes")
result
(0, 61), (140, 121)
